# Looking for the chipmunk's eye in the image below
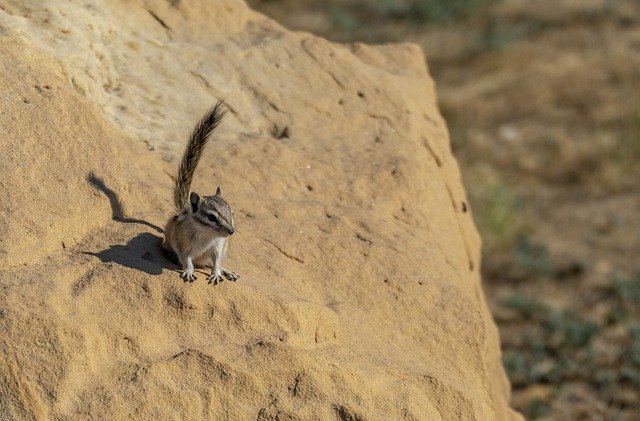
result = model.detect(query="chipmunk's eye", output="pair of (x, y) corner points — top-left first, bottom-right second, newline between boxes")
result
(207, 213), (219, 224)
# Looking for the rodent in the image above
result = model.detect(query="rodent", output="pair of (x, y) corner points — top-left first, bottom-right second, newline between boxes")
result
(162, 99), (239, 284)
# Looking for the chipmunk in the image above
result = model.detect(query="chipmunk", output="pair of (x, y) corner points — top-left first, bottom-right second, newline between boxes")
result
(162, 100), (239, 284)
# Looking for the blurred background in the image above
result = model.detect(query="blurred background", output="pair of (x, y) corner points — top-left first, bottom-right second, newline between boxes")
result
(247, 0), (640, 418)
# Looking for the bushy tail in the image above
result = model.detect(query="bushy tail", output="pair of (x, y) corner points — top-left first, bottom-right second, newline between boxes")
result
(173, 100), (227, 212)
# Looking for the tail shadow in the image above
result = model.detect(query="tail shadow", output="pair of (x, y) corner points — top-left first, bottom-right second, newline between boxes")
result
(87, 172), (163, 233)
(86, 173), (173, 275)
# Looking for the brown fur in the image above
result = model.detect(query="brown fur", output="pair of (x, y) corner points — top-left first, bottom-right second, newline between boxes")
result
(162, 100), (238, 283)
(173, 100), (226, 213)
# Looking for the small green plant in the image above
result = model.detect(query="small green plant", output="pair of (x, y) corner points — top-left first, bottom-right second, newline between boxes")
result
(607, 272), (640, 390)
(614, 270), (640, 300)
(524, 398), (552, 419)
(515, 235), (554, 278)
(324, 4), (396, 42)
(326, 0), (495, 34)
(611, 270), (640, 319)
(500, 293), (599, 392)
(501, 294), (547, 319)
(621, 328), (640, 389)
(469, 180), (528, 254)
(503, 349), (529, 385)
(544, 310), (598, 349)
(475, 18), (552, 52)
(382, 0), (493, 24)
(326, 5), (358, 33)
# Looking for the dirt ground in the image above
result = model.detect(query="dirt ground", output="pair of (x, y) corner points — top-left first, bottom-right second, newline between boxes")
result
(248, 0), (640, 418)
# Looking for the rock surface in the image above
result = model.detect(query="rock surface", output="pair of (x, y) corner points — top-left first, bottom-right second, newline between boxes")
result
(0, 0), (520, 419)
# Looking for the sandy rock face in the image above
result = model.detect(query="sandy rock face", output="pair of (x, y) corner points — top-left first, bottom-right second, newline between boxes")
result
(0, 0), (520, 419)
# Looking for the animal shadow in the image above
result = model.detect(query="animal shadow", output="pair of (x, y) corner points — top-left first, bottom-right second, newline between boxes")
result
(84, 232), (169, 275)
(87, 172), (163, 233)
(86, 172), (175, 275)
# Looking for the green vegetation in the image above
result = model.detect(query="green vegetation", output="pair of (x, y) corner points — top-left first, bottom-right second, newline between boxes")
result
(500, 271), (640, 418)
(610, 272), (640, 389)
(501, 294), (546, 319)
(379, 0), (492, 24)
(325, 0), (495, 40)
(612, 270), (640, 319)
(623, 326), (640, 388)
(524, 398), (552, 419)
(468, 180), (528, 254)
(514, 235), (553, 278)
(475, 19), (550, 52)
(501, 294), (598, 385)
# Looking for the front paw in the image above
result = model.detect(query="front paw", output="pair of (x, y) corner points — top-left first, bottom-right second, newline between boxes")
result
(222, 268), (240, 281)
(180, 269), (196, 282)
(207, 272), (224, 285)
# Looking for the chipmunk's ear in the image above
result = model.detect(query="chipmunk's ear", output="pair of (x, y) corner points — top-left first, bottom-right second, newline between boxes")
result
(190, 192), (200, 213)
(215, 186), (221, 196)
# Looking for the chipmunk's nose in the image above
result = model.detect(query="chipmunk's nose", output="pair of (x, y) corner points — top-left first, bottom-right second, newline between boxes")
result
(228, 226), (235, 235)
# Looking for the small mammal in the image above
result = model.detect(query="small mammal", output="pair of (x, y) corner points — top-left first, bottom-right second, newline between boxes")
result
(162, 100), (239, 284)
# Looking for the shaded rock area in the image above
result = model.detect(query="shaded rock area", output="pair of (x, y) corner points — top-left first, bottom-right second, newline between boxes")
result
(0, 0), (520, 419)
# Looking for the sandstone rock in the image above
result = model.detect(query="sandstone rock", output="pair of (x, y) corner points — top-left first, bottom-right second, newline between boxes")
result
(0, 0), (521, 419)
